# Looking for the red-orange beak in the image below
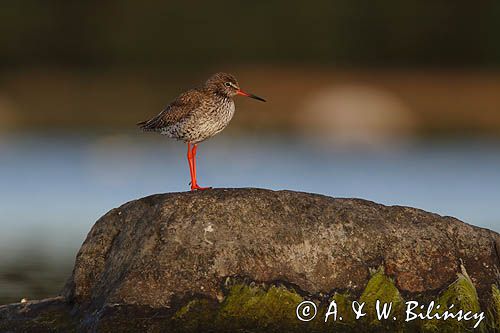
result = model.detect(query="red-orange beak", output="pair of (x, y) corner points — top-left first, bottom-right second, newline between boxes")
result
(236, 89), (266, 102)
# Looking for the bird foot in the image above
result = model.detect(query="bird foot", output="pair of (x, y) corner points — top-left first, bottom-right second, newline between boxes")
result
(191, 184), (212, 191)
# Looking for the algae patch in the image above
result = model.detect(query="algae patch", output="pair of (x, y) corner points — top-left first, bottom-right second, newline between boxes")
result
(170, 267), (495, 332)
(172, 283), (306, 332)
(219, 284), (303, 325)
(489, 284), (500, 330)
(359, 267), (404, 329)
(422, 266), (483, 332)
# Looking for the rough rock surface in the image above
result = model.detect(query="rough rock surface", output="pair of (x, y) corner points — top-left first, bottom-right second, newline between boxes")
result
(1, 188), (499, 332)
(66, 188), (499, 306)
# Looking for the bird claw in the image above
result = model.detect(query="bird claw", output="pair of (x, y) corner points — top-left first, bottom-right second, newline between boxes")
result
(191, 185), (212, 191)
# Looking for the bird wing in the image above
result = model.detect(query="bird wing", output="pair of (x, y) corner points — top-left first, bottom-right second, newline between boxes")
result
(137, 89), (203, 131)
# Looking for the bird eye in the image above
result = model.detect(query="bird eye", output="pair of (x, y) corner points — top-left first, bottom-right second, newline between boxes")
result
(224, 82), (231, 87)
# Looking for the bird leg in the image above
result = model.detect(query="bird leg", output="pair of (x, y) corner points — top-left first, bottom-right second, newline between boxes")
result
(187, 143), (210, 191)
(187, 143), (196, 187)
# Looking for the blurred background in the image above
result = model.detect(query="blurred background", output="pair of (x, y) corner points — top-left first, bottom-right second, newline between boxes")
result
(1, 1), (500, 304)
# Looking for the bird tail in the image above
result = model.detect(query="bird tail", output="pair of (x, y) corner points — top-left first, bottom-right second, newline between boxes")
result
(136, 120), (152, 132)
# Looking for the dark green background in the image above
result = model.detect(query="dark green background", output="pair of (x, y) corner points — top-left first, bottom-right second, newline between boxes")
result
(2, 1), (499, 70)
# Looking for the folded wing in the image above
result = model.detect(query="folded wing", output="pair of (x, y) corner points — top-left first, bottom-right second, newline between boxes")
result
(137, 89), (203, 132)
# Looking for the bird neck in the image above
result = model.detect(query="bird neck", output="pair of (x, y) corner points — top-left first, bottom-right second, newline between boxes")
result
(207, 87), (232, 102)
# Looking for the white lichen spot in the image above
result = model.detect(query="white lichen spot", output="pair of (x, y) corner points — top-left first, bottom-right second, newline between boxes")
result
(20, 298), (27, 303)
(203, 224), (214, 245)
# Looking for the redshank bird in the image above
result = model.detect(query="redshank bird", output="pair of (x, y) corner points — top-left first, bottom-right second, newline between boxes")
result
(137, 72), (266, 190)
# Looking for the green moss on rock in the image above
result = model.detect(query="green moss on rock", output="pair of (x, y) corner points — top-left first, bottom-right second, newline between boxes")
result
(171, 270), (407, 332)
(488, 284), (500, 331)
(359, 267), (404, 329)
(169, 266), (498, 332)
(422, 266), (483, 332)
(218, 284), (304, 330)
(172, 299), (220, 332)
(331, 292), (355, 324)
(171, 283), (306, 332)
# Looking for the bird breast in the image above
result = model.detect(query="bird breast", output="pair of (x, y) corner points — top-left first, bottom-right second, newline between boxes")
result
(201, 98), (235, 136)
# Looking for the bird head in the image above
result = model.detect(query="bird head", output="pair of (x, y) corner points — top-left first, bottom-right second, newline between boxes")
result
(205, 72), (266, 102)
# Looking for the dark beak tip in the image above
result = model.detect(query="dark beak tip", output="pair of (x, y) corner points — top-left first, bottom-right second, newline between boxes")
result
(251, 95), (267, 102)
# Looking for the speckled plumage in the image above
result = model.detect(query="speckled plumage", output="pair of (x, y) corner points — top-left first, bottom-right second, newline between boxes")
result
(137, 73), (240, 143)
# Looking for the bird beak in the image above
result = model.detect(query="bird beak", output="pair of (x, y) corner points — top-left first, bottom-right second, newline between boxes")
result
(236, 89), (266, 102)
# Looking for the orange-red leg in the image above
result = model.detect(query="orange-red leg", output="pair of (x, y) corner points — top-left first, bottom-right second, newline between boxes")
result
(187, 143), (196, 187)
(187, 143), (210, 191)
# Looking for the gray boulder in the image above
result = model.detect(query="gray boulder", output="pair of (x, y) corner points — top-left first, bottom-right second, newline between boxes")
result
(1, 189), (499, 332)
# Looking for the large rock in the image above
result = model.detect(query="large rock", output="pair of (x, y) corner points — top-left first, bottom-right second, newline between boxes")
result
(1, 189), (499, 332)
